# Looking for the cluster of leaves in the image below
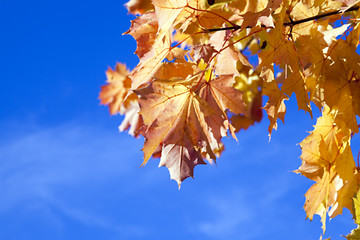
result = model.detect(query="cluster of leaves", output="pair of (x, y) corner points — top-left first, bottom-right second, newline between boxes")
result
(99, 0), (360, 237)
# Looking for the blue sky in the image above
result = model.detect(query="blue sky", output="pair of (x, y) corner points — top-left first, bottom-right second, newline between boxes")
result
(0, 0), (358, 239)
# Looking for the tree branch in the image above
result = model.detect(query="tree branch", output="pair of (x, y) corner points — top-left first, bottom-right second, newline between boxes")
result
(205, 25), (240, 32)
(283, 5), (359, 26)
(206, 5), (359, 32)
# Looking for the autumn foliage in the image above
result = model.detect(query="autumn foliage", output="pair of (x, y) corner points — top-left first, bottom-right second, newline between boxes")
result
(99, 0), (360, 237)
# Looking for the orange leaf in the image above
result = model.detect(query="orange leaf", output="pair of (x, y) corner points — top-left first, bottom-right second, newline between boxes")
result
(124, 12), (158, 60)
(99, 63), (131, 115)
(126, 0), (154, 15)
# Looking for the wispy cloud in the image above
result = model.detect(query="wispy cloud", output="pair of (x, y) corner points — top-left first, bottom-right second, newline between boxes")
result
(193, 173), (295, 240)
(0, 121), (150, 237)
(0, 117), (354, 240)
(0, 123), (138, 198)
(41, 192), (149, 238)
(196, 190), (255, 238)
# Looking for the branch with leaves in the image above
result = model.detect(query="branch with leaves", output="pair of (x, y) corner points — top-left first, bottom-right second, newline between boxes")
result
(206, 5), (360, 31)
(99, 0), (360, 238)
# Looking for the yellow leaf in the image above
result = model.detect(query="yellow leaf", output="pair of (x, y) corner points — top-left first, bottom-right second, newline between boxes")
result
(322, 46), (360, 133)
(353, 188), (360, 225)
(261, 67), (288, 136)
(281, 65), (312, 115)
(296, 106), (358, 232)
(345, 226), (360, 240)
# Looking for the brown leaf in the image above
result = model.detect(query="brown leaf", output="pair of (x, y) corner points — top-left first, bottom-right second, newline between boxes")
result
(192, 44), (216, 64)
(134, 65), (245, 185)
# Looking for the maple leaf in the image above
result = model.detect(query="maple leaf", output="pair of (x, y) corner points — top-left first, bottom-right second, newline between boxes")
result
(261, 68), (288, 135)
(126, 0), (154, 15)
(130, 38), (187, 89)
(303, 167), (338, 233)
(346, 189), (360, 240)
(102, 1), (360, 237)
(99, 63), (132, 115)
(355, 191), (360, 224)
(135, 79), (216, 185)
(345, 226), (360, 240)
(195, 4), (235, 30)
(258, 21), (299, 69)
(239, 0), (282, 29)
(287, 1), (320, 40)
(153, 60), (195, 80)
(134, 62), (245, 185)
(346, 22), (360, 47)
(118, 101), (143, 137)
(281, 65), (312, 115)
(152, 0), (216, 34)
(99, 63), (142, 137)
(124, 12), (158, 59)
(231, 65), (263, 131)
(338, 0), (360, 11)
(208, 28), (252, 76)
(192, 44), (216, 64)
(321, 43), (360, 133)
(127, 1), (193, 89)
(329, 148), (359, 218)
(295, 106), (357, 232)
(152, 0), (191, 31)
